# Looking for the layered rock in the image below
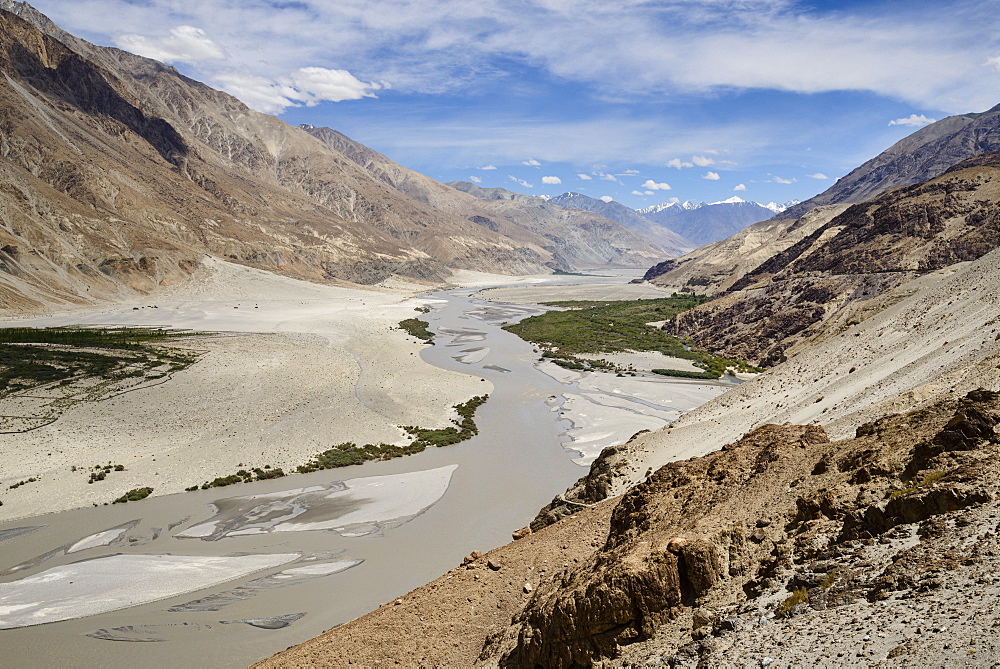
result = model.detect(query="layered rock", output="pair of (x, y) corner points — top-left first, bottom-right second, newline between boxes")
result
(486, 391), (1000, 666)
(666, 154), (1000, 366)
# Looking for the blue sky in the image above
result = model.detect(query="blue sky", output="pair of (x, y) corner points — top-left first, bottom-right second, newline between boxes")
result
(29, 0), (1000, 208)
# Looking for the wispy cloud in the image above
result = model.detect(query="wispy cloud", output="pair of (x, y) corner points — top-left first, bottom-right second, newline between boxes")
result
(508, 175), (533, 188)
(667, 158), (693, 169)
(806, 172), (828, 179)
(41, 0), (1000, 116)
(469, 175), (482, 183)
(577, 173), (592, 180)
(479, 165), (497, 170)
(116, 25), (226, 63)
(772, 176), (796, 184)
(522, 159), (542, 166)
(692, 155), (716, 167)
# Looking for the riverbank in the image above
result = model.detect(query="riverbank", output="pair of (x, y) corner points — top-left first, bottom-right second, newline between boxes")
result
(0, 262), (732, 667)
(0, 257), (486, 521)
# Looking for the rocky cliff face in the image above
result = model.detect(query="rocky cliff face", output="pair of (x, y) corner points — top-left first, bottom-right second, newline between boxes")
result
(487, 390), (1000, 666)
(666, 154), (1000, 366)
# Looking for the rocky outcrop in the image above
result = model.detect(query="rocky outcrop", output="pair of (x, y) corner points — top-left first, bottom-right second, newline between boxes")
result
(485, 391), (1000, 667)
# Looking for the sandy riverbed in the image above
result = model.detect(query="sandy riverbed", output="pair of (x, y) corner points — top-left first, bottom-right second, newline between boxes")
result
(0, 258), (487, 521)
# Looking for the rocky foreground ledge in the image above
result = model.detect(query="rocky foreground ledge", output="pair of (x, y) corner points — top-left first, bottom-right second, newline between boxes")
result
(257, 389), (1000, 667)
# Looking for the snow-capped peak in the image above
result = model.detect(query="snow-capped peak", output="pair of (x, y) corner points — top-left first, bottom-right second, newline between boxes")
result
(762, 199), (800, 213)
(708, 195), (747, 206)
(638, 200), (699, 214)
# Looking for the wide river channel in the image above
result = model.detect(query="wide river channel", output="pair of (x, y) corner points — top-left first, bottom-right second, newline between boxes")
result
(0, 275), (727, 667)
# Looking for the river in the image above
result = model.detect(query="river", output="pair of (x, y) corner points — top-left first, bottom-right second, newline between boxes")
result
(0, 275), (726, 667)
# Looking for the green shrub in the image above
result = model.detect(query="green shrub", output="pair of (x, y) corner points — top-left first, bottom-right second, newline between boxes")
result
(651, 368), (720, 379)
(398, 318), (434, 342)
(113, 487), (153, 504)
(775, 587), (809, 619)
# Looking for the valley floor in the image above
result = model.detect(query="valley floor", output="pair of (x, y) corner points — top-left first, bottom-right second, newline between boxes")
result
(0, 257), (488, 521)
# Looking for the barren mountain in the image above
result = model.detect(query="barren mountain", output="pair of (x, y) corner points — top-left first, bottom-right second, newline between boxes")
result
(545, 192), (693, 257)
(641, 204), (850, 295)
(304, 128), (664, 268)
(667, 152), (1000, 367)
(640, 197), (780, 246)
(0, 2), (668, 314)
(783, 103), (1000, 219)
(446, 181), (665, 268)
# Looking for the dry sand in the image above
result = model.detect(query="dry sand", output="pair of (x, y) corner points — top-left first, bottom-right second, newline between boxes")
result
(0, 258), (489, 521)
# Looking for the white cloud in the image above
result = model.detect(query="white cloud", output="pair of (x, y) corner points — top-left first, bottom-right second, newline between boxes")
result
(631, 190), (645, 195)
(479, 165), (498, 170)
(508, 175), (534, 188)
(52, 0), (1000, 124)
(577, 173), (593, 180)
(734, 183), (747, 191)
(702, 171), (720, 180)
(116, 25), (226, 64)
(522, 159), (542, 166)
(644, 190), (655, 195)
(623, 169), (640, 174)
(692, 155), (716, 167)
(211, 68), (381, 114)
(888, 114), (937, 127)
(287, 67), (382, 104)
(541, 176), (562, 184)
(771, 175), (796, 184)
(807, 172), (829, 179)
(594, 172), (619, 182)
(667, 158), (693, 169)
(642, 179), (671, 190)
(469, 175), (482, 183)
(600, 195), (613, 203)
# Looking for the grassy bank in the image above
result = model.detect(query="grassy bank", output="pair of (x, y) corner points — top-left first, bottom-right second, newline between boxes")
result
(503, 295), (760, 378)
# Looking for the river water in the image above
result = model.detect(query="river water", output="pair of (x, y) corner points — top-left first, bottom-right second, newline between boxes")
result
(0, 277), (724, 667)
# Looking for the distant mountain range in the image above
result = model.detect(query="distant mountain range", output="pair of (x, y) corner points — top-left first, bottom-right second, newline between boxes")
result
(544, 192), (694, 257)
(637, 196), (799, 247)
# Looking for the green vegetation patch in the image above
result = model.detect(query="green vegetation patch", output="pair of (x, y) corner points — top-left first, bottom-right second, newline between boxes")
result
(295, 394), (489, 474)
(775, 587), (810, 619)
(398, 318), (434, 343)
(0, 326), (204, 432)
(888, 470), (946, 499)
(193, 466), (286, 490)
(113, 486), (153, 504)
(503, 295), (760, 378)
